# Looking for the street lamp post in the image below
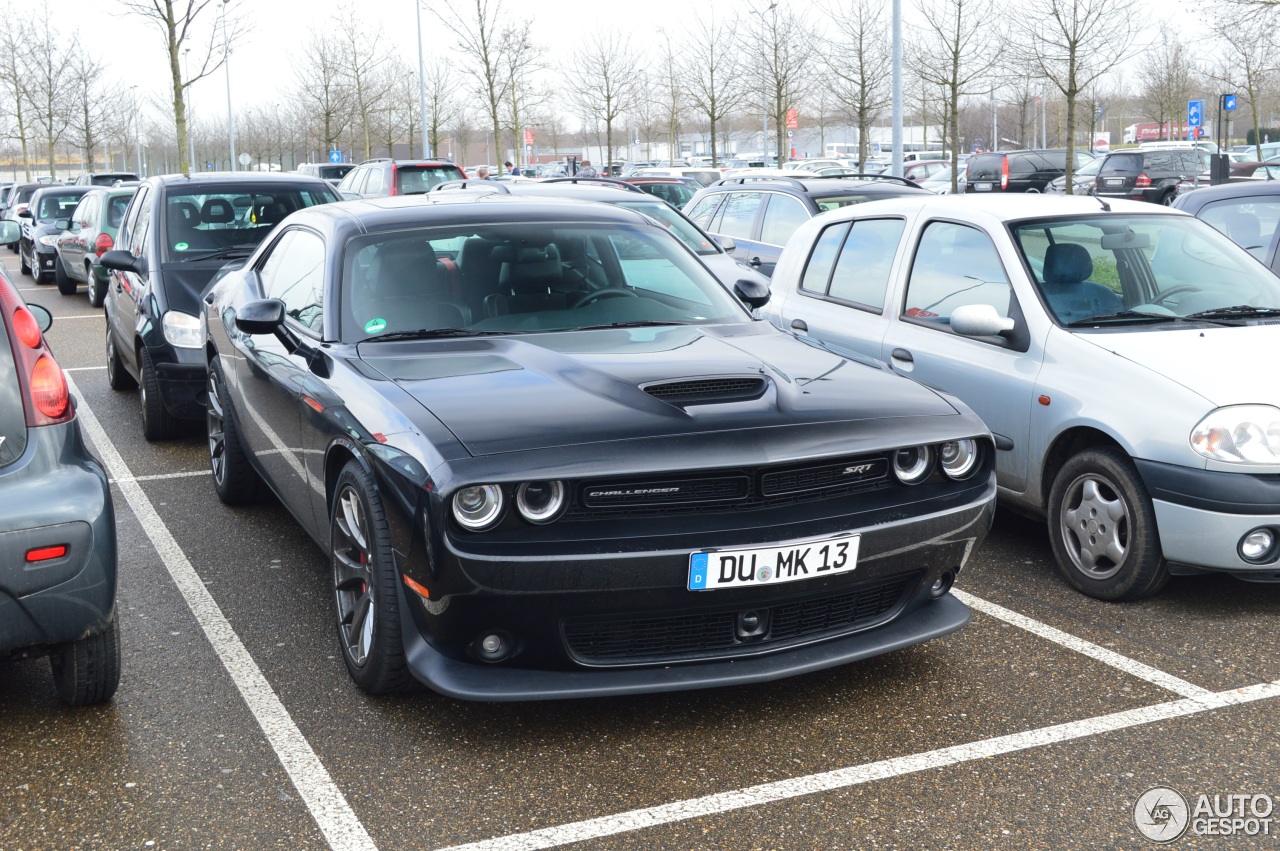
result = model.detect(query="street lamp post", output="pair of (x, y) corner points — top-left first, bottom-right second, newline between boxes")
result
(183, 48), (195, 173)
(415, 0), (430, 158)
(750, 3), (776, 164)
(222, 0), (236, 171)
(130, 85), (142, 176)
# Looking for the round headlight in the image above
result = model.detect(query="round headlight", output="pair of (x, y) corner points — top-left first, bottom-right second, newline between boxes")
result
(452, 484), (504, 530)
(515, 480), (566, 524)
(939, 439), (979, 479)
(893, 446), (933, 484)
(1240, 528), (1276, 563)
(1191, 405), (1280, 464)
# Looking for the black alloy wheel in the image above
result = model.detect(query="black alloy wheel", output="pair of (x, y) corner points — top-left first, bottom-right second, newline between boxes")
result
(206, 360), (262, 505)
(330, 460), (412, 695)
(86, 263), (103, 307)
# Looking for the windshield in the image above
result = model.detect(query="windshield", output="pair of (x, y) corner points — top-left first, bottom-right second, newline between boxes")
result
(613, 199), (718, 256)
(1011, 214), (1280, 324)
(163, 186), (334, 262)
(36, 193), (83, 220)
(343, 221), (749, 342)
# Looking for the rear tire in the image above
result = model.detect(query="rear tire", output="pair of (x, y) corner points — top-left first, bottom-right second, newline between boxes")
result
(50, 612), (121, 706)
(1160, 190), (1176, 206)
(105, 324), (136, 391)
(86, 264), (104, 307)
(139, 348), (178, 441)
(55, 254), (76, 295)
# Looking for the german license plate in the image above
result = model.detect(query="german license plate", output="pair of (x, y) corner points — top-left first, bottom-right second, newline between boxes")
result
(1105, 178), (1124, 186)
(688, 533), (860, 590)
(974, 182), (992, 191)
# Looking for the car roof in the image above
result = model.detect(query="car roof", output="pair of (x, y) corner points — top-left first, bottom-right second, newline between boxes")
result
(822, 193), (1186, 222)
(706, 174), (928, 195)
(1172, 180), (1280, 212)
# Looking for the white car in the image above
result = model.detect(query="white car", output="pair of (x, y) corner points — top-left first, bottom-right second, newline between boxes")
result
(762, 194), (1280, 600)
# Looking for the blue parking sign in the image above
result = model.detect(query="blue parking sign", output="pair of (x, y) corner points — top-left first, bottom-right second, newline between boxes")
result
(1224, 94), (1238, 112)
(329, 150), (342, 163)
(1188, 100), (1203, 128)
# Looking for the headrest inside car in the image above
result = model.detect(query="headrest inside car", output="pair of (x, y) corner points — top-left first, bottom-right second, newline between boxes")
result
(201, 198), (234, 224)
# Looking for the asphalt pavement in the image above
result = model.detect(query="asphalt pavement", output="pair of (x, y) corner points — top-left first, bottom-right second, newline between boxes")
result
(2, 250), (1278, 850)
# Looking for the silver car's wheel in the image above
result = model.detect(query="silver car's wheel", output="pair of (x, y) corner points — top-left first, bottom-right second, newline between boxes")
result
(1048, 447), (1169, 600)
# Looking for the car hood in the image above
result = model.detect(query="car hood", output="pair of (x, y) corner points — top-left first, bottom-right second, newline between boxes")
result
(358, 323), (963, 456)
(1074, 324), (1280, 407)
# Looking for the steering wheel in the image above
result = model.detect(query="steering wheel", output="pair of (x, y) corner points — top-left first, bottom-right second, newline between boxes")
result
(571, 287), (638, 308)
(1151, 284), (1200, 305)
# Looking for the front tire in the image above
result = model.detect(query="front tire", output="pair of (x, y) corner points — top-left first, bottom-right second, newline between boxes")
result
(207, 359), (263, 505)
(331, 460), (412, 695)
(55, 254), (76, 295)
(86, 264), (104, 307)
(1047, 447), (1169, 600)
(139, 348), (178, 441)
(19, 243), (31, 276)
(105, 324), (136, 391)
(49, 612), (121, 706)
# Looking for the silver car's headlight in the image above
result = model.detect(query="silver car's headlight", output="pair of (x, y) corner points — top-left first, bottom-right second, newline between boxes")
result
(37, 234), (60, 247)
(1190, 406), (1280, 463)
(162, 310), (203, 349)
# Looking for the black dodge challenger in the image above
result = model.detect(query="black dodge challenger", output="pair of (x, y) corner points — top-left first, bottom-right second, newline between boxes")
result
(201, 193), (996, 701)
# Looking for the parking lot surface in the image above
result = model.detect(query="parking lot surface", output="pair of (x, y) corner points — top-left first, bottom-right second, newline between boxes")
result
(3, 252), (1279, 850)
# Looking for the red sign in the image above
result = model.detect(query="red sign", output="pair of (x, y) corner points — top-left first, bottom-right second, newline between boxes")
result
(785, 109), (798, 130)
(524, 129), (535, 146)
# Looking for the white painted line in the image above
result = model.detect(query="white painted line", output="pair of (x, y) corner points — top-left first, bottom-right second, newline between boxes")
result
(437, 680), (1280, 851)
(64, 365), (107, 372)
(48, 313), (104, 320)
(951, 589), (1211, 698)
(66, 375), (378, 851)
(109, 469), (210, 484)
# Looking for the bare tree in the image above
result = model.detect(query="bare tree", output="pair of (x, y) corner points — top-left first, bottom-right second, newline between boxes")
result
(749, 5), (814, 165)
(653, 28), (686, 165)
(23, 8), (75, 180)
(1207, 4), (1279, 158)
(1138, 24), (1199, 141)
(911, 0), (1000, 189)
(337, 11), (393, 161)
(423, 59), (462, 162)
(433, 0), (509, 174)
(680, 15), (743, 167)
(499, 27), (544, 173)
(824, 0), (891, 168)
(0, 18), (34, 179)
(66, 49), (107, 172)
(1014, 0), (1140, 192)
(563, 32), (643, 170)
(117, 0), (245, 175)
(292, 30), (352, 157)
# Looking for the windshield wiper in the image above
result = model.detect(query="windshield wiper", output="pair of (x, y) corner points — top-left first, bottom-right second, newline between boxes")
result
(571, 320), (699, 331)
(362, 327), (522, 342)
(180, 243), (260, 262)
(1064, 310), (1184, 327)
(1184, 305), (1280, 320)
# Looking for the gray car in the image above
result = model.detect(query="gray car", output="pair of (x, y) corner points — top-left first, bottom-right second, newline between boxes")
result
(763, 193), (1280, 600)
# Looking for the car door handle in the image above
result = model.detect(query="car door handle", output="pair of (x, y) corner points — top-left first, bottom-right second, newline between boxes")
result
(890, 348), (914, 369)
(749, 256), (762, 267)
(790, 319), (808, 333)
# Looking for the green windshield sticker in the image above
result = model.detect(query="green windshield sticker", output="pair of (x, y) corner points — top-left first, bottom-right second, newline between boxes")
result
(174, 242), (189, 251)
(364, 318), (387, 334)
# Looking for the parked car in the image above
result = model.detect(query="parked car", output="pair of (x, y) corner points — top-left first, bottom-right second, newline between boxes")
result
(335, 158), (466, 199)
(918, 164), (968, 195)
(431, 177), (771, 295)
(762, 193), (1280, 600)
(74, 172), (139, 187)
(17, 186), (91, 283)
(1043, 156), (1104, 194)
(1, 183), (42, 253)
(296, 162), (356, 185)
(1094, 149), (1203, 205)
(965, 149), (1096, 193)
(0, 229), (120, 705)
(684, 174), (930, 277)
(902, 160), (951, 182)
(619, 176), (702, 208)
(631, 167), (724, 186)
(200, 192), (995, 699)
(52, 186), (137, 305)
(98, 172), (339, 441)
(1172, 180), (1280, 271)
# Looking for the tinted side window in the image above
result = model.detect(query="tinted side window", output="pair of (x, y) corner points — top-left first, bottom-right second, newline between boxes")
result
(1100, 155), (1140, 176)
(713, 192), (764, 240)
(258, 229), (326, 333)
(685, 194), (724, 228)
(760, 194), (810, 245)
(1198, 197), (1280, 260)
(1009, 154), (1036, 175)
(127, 188), (154, 256)
(799, 222), (848, 293)
(336, 167), (362, 193)
(1145, 153), (1175, 172)
(904, 222), (1011, 322)
(827, 218), (905, 310)
(363, 167), (386, 196)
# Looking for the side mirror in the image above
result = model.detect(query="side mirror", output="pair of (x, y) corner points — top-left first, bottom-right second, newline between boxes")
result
(235, 298), (285, 335)
(733, 278), (771, 309)
(713, 235), (736, 252)
(26, 303), (52, 333)
(339, 191), (362, 201)
(950, 303), (1015, 337)
(16, 209), (32, 219)
(100, 249), (145, 275)
(0, 220), (20, 245)
(54, 219), (70, 231)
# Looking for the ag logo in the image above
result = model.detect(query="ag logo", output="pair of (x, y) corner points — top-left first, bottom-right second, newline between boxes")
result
(1134, 786), (1189, 842)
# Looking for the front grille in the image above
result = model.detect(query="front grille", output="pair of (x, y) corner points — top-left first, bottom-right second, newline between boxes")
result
(562, 573), (918, 665)
(643, 376), (767, 405)
(582, 476), (749, 508)
(762, 458), (888, 496)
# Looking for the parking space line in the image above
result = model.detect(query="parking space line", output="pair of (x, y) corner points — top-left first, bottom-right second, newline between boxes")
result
(109, 470), (210, 484)
(66, 375), (378, 851)
(64, 365), (107, 371)
(437, 680), (1280, 851)
(48, 313), (104, 320)
(951, 589), (1212, 698)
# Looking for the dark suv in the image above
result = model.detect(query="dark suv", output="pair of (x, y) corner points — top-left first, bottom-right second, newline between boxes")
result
(74, 172), (140, 187)
(964, 149), (1096, 193)
(100, 173), (338, 440)
(335, 158), (466, 199)
(683, 174), (929, 277)
(1095, 149), (1202, 205)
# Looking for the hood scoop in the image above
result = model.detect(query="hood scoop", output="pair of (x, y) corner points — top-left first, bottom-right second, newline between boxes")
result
(642, 375), (768, 406)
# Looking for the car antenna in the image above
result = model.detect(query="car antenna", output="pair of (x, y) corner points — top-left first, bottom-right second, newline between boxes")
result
(1088, 185), (1111, 212)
